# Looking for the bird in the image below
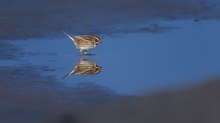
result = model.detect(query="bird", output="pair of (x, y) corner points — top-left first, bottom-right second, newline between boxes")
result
(63, 58), (102, 79)
(62, 31), (101, 55)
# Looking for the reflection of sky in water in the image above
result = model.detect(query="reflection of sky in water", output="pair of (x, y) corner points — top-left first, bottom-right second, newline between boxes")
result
(1, 20), (220, 95)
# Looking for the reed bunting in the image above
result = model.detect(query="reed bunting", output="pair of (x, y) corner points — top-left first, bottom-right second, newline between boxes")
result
(63, 58), (102, 79)
(63, 32), (101, 55)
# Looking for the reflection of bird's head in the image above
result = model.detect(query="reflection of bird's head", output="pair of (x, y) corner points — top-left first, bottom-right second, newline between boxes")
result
(94, 35), (101, 45)
(95, 65), (102, 74)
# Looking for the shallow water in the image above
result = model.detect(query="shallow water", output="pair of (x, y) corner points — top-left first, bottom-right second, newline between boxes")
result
(1, 20), (220, 95)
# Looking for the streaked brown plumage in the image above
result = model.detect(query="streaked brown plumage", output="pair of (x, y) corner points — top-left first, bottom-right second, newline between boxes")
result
(63, 32), (101, 54)
(63, 58), (102, 79)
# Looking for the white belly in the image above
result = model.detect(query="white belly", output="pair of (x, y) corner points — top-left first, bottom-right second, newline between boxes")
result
(78, 46), (95, 50)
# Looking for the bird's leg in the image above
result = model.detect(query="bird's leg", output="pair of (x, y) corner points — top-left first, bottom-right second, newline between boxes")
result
(84, 50), (87, 55)
(80, 49), (83, 55)
(83, 54), (87, 60)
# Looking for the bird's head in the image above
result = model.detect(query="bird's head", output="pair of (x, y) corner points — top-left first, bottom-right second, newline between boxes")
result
(94, 65), (102, 74)
(93, 35), (101, 45)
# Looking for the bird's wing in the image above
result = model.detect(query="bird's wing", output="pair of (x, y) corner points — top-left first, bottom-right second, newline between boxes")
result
(80, 35), (94, 41)
(74, 66), (92, 74)
(73, 36), (95, 47)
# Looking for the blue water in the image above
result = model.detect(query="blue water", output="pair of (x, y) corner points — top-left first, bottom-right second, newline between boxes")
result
(1, 20), (220, 95)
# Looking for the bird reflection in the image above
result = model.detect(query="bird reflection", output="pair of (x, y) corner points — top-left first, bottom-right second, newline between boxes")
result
(63, 57), (102, 79)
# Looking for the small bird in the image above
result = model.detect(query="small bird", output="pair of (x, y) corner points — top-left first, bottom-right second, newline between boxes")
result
(63, 58), (102, 79)
(63, 31), (101, 55)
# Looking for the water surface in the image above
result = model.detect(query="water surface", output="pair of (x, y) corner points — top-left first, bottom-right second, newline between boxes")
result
(1, 20), (220, 95)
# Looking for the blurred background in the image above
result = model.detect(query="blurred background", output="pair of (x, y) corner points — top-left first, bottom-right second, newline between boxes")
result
(0, 0), (220, 123)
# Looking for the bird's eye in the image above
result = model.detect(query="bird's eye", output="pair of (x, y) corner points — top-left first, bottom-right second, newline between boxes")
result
(95, 67), (101, 73)
(94, 36), (100, 43)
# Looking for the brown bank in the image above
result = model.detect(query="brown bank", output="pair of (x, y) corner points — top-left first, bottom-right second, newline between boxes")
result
(77, 78), (220, 123)
(42, 78), (220, 123)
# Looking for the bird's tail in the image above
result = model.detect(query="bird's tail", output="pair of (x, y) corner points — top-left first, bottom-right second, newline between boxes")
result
(62, 72), (72, 79)
(62, 31), (75, 41)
